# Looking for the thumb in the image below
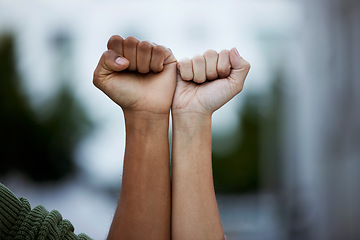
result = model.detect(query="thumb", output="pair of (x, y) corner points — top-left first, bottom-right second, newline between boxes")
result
(94, 50), (129, 78)
(93, 50), (129, 89)
(228, 47), (251, 92)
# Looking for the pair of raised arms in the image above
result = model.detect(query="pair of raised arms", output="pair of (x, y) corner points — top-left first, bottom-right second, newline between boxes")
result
(93, 35), (250, 240)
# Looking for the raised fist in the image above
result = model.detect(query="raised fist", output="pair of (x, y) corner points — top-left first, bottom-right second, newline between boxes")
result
(93, 35), (177, 115)
(172, 48), (250, 116)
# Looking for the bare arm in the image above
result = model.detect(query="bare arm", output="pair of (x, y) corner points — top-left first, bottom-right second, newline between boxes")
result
(171, 112), (221, 239)
(108, 112), (171, 240)
(171, 48), (250, 240)
(93, 35), (177, 240)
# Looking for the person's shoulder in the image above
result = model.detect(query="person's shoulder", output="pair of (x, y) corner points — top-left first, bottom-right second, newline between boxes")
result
(0, 183), (93, 240)
(1, 182), (13, 195)
(0, 183), (29, 239)
(0, 183), (24, 205)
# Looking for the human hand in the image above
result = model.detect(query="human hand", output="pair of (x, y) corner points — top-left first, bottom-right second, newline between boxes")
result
(93, 35), (177, 116)
(171, 48), (250, 240)
(172, 48), (250, 116)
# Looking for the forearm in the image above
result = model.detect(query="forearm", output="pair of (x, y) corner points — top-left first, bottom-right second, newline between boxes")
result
(107, 111), (171, 240)
(171, 113), (224, 240)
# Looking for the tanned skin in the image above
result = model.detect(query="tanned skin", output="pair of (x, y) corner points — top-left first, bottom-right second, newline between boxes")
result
(94, 35), (176, 240)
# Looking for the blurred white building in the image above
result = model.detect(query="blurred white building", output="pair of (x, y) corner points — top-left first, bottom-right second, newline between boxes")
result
(284, 0), (360, 239)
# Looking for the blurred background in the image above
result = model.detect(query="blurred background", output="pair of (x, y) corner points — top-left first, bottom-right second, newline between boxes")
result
(0, 0), (359, 239)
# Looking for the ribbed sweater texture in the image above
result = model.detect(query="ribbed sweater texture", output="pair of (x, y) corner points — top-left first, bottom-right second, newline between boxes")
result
(0, 183), (92, 240)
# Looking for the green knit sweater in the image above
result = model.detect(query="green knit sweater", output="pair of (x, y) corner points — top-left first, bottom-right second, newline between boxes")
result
(0, 183), (92, 240)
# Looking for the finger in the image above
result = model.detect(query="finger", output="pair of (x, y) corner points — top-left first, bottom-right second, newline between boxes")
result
(192, 54), (206, 83)
(152, 43), (177, 65)
(150, 45), (165, 73)
(107, 35), (124, 57)
(163, 47), (177, 65)
(217, 49), (231, 78)
(96, 50), (129, 73)
(228, 47), (251, 92)
(178, 58), (193, 81)
(123, 36), (139, 71)
(203, 50), (218, 80)
(93, 50), (129, 87)
(137, 41), (152, 74)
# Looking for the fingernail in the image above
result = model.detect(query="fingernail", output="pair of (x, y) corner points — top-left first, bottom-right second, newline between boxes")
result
(234, 48), (240, 57)
(115, 57), (127, 65)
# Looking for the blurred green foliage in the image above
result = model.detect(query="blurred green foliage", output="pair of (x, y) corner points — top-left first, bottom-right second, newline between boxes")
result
(212, 76), (283, 193)
(212, 95), (261, 193)
(260, 75), (283, 192)
(0, 35), (91, 182)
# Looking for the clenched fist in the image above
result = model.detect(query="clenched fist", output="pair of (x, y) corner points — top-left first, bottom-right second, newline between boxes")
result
(172, 48), (250, 116)
(93, 35), (177, 115)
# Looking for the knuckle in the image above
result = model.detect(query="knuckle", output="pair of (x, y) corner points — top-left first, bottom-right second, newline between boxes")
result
(166, 47), (173, 54)
(107, 35), (123, 49)
(138, 41), (151, 51)
(180, 58), (192, 68)
(192, 54), (205, 64)
(220, 49), (230, 55)
(153, 45), (165, 55)
(203, 49), (218, 58)
(124, 36), (139, 46)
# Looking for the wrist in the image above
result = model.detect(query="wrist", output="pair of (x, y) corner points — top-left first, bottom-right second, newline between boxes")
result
(124, 109), (170, 121)
(171, 111), (212, 133)
(171, 111), (212, 165)
(171, 107), (213, 118)
(124, 110), (170, 135)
